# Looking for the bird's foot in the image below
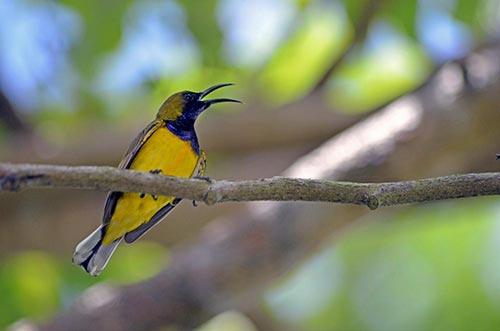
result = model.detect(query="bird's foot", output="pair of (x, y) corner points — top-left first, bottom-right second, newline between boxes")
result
(192, 176), (212, 206)
(194, 176), (213, 184)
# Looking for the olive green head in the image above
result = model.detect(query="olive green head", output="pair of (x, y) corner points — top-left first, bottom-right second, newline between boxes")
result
(157, 83), (241, 122)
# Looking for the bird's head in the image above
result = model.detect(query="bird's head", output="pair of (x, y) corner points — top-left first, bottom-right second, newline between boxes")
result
(157, 83), (241, 123)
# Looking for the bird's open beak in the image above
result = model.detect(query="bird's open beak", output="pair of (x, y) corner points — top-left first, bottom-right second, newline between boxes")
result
(199, 83), (242, 105)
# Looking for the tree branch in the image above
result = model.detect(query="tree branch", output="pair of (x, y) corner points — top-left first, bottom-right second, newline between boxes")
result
(1, 163), (499, 209)
(310, 0), (382, 93)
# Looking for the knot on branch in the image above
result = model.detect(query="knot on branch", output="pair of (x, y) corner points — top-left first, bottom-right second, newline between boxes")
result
(0, 173), (21, 191)
(365, 194), (380, 210)
(204, 186), (218, 205)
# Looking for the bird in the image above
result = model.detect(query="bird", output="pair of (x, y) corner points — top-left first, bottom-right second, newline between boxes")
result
(72, 83), (241, 276)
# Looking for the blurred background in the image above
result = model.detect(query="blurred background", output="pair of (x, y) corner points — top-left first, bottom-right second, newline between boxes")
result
(1, 0), (500, 330)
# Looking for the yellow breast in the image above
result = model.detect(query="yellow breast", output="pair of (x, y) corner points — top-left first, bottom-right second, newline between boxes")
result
(103, 126), (199, 244)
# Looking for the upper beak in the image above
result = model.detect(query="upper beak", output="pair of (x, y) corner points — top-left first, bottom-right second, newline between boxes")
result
(199, 83), (242, 105)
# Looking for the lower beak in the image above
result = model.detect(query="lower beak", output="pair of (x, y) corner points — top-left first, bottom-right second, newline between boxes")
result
(204, 97), (242, 105)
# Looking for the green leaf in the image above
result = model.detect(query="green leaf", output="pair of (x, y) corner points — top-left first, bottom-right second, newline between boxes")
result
(59, 0), (131, 77)
(382, 0), (418, 39)
(454, 0), (482, 32)
(0, 252), (61, 327)
(327, 37), (431, 113)
(295, 0), (315, 10)
(181, 0), (223, 66)
(343, 0), (371, 26)
(344, 0), (417, 39)
(260, 3), (350, 104)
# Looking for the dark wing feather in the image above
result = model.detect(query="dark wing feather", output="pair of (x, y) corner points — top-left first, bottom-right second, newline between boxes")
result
(119, 120), (162, 169)
(124, 198), (181, 243)
(102, 120), (162, 225)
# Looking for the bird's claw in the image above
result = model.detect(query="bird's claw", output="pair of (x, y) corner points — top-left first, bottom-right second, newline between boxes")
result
(194, 176), (213, 184)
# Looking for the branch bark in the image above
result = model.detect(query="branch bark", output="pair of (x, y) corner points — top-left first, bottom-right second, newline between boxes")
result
(1, 163), (500, 209)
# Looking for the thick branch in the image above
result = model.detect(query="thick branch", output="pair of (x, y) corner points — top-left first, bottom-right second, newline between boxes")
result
(1, 163), (499, 209)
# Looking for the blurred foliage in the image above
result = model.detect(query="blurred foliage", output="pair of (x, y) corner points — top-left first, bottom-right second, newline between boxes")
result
(1, 0), (500, 329)
(197, 311), (258, 331)
(1, 0), (495, 134)
(0, 242), (168, 327)
(260, 1), (350, 103)
(328, 29), (431, 112)
(58, 0), (131, 77)
(266, 198), (500, 331)
(382, 0), (418, 38)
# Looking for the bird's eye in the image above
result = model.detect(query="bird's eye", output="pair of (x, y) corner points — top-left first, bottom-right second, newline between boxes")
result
(184, 93), (196, 101)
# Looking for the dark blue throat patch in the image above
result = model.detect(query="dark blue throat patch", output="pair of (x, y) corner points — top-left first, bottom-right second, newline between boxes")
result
(165, 119), (200, 154)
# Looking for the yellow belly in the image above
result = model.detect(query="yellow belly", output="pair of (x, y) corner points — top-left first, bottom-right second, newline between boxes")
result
(103, 126), (198, 244)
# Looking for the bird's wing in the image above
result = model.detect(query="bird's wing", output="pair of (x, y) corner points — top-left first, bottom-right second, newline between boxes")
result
(119, 120), (163, 169)
(123, 141), (203, 244)
(102, 120), (162, 225)
(123, 197), (181, 243)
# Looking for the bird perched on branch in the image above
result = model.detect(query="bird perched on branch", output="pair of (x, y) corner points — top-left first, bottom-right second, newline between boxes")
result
(73, 83), (241, 276)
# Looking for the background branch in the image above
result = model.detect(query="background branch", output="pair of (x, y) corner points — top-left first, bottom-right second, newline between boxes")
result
(310, 0), (382, 93)
(1, 163), (500, 208)
(0, 89), (30, 134)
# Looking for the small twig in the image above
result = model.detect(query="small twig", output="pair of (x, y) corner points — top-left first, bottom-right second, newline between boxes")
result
(0, 90), (30, 133)
(1, 163), (499, 210)
(310, 0), (382, 93)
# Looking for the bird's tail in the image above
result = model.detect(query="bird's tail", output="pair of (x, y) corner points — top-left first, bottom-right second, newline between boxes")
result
(72, 225), (121, 277)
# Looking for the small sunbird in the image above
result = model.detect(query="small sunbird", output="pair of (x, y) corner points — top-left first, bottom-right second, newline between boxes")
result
(73, 83), (241, 276)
